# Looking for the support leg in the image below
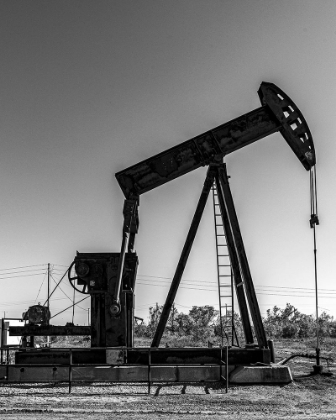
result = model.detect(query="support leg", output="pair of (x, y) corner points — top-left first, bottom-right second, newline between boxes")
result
(151, 167), (216, 347)
(217, 164), (267, 348)
(214, 170), (254, 345)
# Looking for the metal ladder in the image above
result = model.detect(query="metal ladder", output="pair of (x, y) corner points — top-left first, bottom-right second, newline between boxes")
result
(212, 183), (236, 347)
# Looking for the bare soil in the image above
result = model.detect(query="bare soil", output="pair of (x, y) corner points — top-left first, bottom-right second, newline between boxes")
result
(0, 338), (335, 419)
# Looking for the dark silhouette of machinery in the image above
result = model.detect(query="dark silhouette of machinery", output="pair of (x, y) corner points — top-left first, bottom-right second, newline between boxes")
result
(68, 252), (138, 347)
(10, 82), (315, 369)
(22, 305), (50, 326)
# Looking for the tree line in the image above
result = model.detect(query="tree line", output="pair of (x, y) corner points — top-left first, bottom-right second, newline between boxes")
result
(134, 303), (336, 347)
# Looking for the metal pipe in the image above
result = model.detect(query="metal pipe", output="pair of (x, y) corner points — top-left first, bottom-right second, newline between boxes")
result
(226, 345), (229, 394)
(111, 197), (138, 315)
(111, 231), (129, 315)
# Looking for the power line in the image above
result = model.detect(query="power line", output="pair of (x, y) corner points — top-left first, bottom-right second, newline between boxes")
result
(0, 268), (46, 276)
(0, 272), (46, 280)
(136, 280), (336, 299)
(137, 274), (336, 293)
(43, 269), (69, 306)
(34, 271), (48, 303)
(0, 264), (47, 272)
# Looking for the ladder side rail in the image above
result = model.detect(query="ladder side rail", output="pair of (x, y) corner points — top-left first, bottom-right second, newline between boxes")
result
(212, 184), (225, 346)
(230, 268), (240, 347)
(216, 164), (268, 348)
(213, 168), (254, 345)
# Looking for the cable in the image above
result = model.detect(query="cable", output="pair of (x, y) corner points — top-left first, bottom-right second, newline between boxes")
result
(0, 268), (46, 277)
(49, 273), (73, 302)
(0, 264), (47, 272)
(310, 165), (320, 361)
(137, 274), (336, 293)
(34, 270), (48, 303)
(43, 267), (69, 307)
(0, 272), (47, 280)
(49, 296), (89, 320)
(136, 280), (336, 297)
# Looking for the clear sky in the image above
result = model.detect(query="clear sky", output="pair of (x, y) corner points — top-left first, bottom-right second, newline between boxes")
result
(0, 0), (335, 326)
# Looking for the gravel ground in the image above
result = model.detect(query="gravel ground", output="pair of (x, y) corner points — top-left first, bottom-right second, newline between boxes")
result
(0, 339), (334, 419)
(0, 374), (335, 420)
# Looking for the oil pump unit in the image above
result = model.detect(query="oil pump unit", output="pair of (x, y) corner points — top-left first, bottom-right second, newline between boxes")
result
(8, 82), (315, 382)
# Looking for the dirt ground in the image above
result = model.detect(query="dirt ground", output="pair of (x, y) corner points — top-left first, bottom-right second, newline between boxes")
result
(0, 339), (335, 419)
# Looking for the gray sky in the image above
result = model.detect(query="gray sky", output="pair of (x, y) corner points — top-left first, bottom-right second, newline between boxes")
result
(1, 0), (335, 324)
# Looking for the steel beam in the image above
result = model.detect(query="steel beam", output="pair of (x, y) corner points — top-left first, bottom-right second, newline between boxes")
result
(116, 82), (315, 199)
(14, 346), (271, 366)
(116, 106), (280, 198)
(151, 166), (217, 347)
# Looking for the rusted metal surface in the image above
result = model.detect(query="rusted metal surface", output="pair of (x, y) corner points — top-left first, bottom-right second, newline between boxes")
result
(0, 365), (69, 383)
(15, 348), (106, 365)
(0, 364), (231, 384)
(115, 82), (315, 199)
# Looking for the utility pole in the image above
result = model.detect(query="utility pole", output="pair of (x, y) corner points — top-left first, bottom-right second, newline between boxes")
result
(171, 303), (175, 333)
(47, 263), (50, 314)
(47, 263), (50, 347)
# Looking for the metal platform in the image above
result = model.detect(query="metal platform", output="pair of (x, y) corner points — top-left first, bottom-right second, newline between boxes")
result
(0, 347), (291, 388)
(14, 346), (271, 366)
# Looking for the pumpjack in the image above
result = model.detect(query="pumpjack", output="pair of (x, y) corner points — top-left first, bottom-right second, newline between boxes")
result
(7, 82), (315, 384)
